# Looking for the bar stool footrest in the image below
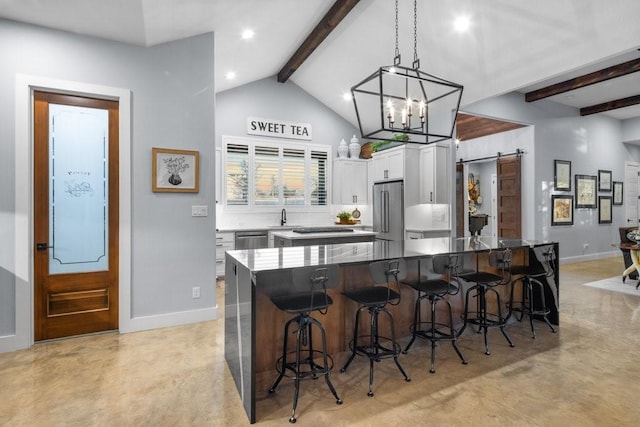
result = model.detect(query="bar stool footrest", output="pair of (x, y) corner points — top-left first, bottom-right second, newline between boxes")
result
(275, 350), (334, 380)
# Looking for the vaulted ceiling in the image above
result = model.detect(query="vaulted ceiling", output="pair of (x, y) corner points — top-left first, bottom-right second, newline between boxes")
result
(1, 0), (639, 128)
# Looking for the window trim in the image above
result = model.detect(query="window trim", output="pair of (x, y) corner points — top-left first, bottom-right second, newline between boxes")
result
(221, 135), (332, 212)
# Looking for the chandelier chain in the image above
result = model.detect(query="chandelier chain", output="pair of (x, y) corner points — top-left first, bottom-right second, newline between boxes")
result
(394, 0), (399, 59)
(413, 0), (418, 64)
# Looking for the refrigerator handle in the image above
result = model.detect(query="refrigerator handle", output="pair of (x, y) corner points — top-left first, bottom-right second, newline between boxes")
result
(383, 190), (390, 233)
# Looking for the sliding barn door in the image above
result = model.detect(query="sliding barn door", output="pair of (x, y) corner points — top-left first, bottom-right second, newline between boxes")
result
(497, 156), (521, 238)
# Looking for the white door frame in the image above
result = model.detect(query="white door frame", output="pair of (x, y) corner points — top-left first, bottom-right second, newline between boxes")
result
(6, 74), (132, 352)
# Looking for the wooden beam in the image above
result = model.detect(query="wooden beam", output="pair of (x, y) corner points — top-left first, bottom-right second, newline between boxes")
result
(525, 58), (640, 102)
(580, 94), (640, 116)
(456, 113), (527, 141)
(277, 0), (360, 83)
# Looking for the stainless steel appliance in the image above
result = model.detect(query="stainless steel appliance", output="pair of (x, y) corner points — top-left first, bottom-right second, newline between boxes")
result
(373, 180), (404, 241)
(235, 230), (269, 249)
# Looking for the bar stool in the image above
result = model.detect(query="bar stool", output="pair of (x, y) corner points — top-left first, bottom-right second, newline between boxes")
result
(402, 254), (468, 373)
(509, 245), (557, 338)
(264, 265), (343, 423)
(340, 259), (410, 396)
(461, 248), (514, 355)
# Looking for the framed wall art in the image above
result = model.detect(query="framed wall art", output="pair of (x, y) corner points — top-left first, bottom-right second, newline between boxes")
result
(575, 174), (597, 208)
(152, 147), (200, 193)
(553, 160), (571, 191)
(613, 181), (623, 205)
(598, 196), (612, 224)
(598, 169), (612, 192)
(551, 195), (574, 226)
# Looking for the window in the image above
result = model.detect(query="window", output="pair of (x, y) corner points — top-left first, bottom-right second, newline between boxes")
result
(223, 137), (330, 208)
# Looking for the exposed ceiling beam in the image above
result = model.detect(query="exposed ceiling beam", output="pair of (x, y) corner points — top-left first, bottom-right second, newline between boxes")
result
(580, 94), (640, 116)
(277, 0), (360, 83)
(525, 58), (640, 102)
(456, 113), (527, 141)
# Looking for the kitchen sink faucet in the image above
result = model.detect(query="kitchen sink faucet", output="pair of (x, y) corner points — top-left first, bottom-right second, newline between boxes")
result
(280, 208), (287, 226)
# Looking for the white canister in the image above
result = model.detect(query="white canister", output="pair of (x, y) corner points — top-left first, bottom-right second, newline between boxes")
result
(349, 134), (361, 158)
(338, 138), (349, 158)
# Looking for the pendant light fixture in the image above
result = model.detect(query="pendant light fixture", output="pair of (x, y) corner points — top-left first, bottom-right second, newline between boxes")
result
(351, 0), (463, 144)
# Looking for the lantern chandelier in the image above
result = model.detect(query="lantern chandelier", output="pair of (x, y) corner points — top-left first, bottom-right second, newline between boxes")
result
(351, 0), (463, 144)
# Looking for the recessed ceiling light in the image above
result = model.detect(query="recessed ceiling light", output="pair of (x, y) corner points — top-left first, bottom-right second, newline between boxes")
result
(242, 29), (254, 40)
(343, 92), (352, 101)
(226, 71), (236, 80)
(453, 15), (471, 33)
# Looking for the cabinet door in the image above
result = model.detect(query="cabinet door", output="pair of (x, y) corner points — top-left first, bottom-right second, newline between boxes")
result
(333, 159), (368, 204)
(372, 148), (404, 182)
(386, 149), (404, 180)
(420, 146), (448, 204)
(351, 161), (368, 204)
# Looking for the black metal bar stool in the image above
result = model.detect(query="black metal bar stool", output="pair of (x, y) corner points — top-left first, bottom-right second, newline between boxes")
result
(340, 259), (410, 396)
(461, 248), (514, 355)
(509, 244), (557, 338)
(402, 254), (468, 373)
(264, 265), (343, 423)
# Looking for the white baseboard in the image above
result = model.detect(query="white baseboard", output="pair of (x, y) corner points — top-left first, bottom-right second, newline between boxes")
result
(0, 334), (30, 353)
(560, 250), (618, 264)
(120, 305), (219, 334)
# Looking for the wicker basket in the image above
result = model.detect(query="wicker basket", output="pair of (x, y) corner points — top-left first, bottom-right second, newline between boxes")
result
(360, 142), (373, 159)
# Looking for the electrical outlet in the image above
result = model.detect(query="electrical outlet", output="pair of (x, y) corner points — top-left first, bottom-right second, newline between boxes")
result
(192, 286), (200, 299)
(583, 243), (589, 249)
(192, 205), (208, 217)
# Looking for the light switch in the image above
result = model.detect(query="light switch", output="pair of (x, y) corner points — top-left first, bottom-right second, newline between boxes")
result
(192, 205), (208, 217)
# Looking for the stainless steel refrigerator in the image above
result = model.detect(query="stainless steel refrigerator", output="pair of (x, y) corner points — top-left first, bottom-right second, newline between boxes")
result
(373, 180), (404, 241)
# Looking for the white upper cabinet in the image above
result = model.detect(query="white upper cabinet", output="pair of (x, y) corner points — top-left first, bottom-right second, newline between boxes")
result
(372, 145), (404, 182)
(333, 158), (368, 204)
(420, 145), (449, 204)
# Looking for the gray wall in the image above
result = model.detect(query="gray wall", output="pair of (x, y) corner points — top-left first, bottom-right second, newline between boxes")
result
(463, 92), (640, 259)
(0, 19), (216, 337)
(623, 117), (640, 143)
(216, 76), (358, 150)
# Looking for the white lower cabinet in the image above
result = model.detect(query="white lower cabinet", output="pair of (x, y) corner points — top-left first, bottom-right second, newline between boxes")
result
(216, 231), (234, 278)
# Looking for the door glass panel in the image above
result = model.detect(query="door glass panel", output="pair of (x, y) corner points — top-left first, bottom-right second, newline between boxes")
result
(49, 104), (109, 274)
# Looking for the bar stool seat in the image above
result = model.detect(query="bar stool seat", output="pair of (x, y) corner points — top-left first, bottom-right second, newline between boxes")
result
(262, 265), (343, 423)
(341, 259), (410, 397)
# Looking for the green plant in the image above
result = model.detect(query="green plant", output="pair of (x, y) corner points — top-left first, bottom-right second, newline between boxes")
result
(336, 211), (352, 220)
(370, 133), (409, 152)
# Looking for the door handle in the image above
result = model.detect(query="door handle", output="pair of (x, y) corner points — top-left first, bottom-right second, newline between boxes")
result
(36, 243), (51, 251)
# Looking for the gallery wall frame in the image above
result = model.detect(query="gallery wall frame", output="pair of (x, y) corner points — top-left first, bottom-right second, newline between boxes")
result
(551, 194), (573, 226)
(152, 147), (200, 193)
(613, 181), (623, 205)
(598, 169), (612, 192)
(575, 174), (597, 209)
(553, 159), (571, 191)
(598, 195), (612, 224)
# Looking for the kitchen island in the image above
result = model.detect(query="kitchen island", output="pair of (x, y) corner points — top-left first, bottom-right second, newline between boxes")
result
(270, 227), (377, 246)
(224, 237), (559, 423)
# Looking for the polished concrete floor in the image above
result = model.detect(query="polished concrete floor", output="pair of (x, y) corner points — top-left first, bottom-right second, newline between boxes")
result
(2, 256), (640, 426)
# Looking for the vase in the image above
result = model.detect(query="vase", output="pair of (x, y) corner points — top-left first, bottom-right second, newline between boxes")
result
(168, 173), (182, 185)
(337, 138), (349, 158)
(349, 134), (361, 158)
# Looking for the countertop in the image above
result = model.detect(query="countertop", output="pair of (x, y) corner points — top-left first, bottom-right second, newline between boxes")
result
(226, 236), (554, 273)
(270, 229), (377, 240)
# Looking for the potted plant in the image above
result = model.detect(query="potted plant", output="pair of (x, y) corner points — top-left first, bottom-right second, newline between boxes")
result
(370, 133), (410, 152)
(336, 211), (352, 224)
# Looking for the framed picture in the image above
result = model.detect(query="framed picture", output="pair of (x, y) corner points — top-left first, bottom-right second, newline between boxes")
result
(598, 169), (612, 192)
(598, 196), (612, 224)
(551, 195), (574, 226)
(613, 181), (624, 205)
(152, 147), (199, 193)
(553, 160), (571, 191)
(575, 174), (597, 208)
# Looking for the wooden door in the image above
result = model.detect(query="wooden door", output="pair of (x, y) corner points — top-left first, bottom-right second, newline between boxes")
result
(456, 163), (464, 237)
(497, 155), (521, 238)
(34, 91), (119, 341)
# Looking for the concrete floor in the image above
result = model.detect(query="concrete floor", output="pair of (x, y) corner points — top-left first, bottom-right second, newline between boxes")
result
(2, 256), (640, 426)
